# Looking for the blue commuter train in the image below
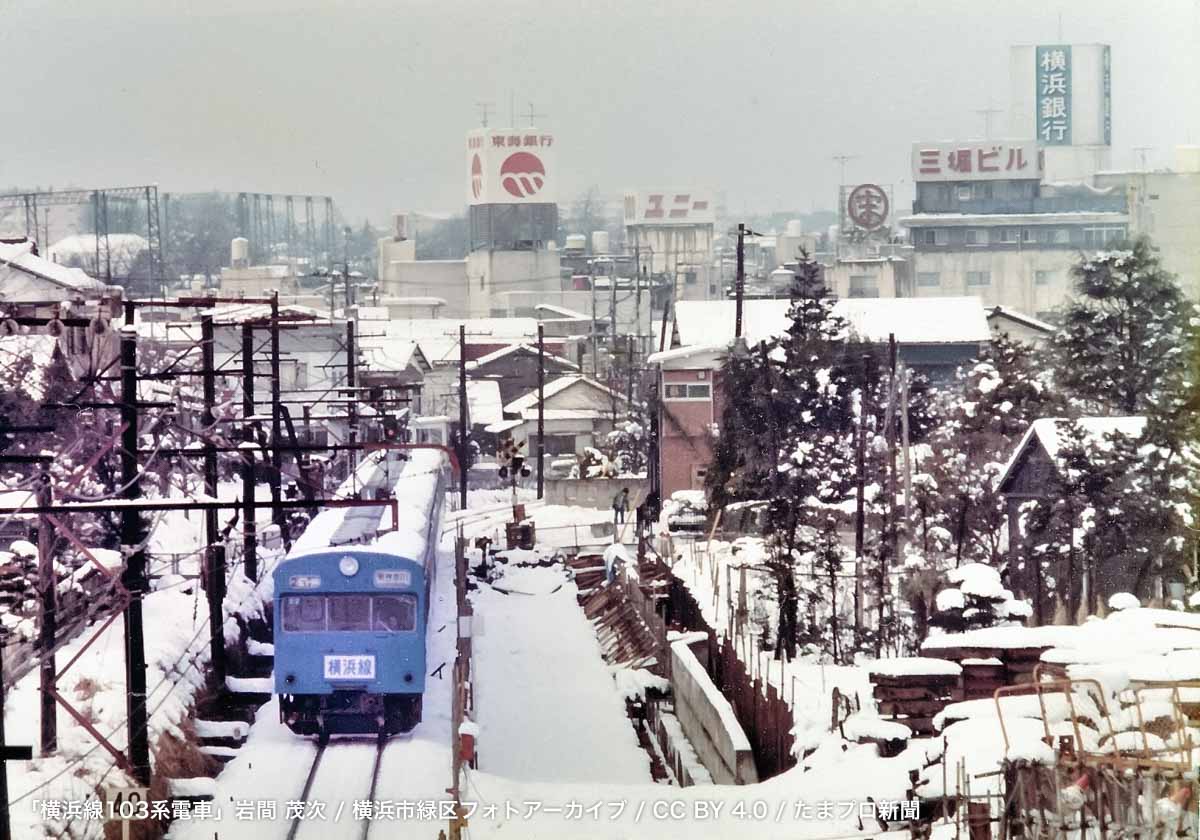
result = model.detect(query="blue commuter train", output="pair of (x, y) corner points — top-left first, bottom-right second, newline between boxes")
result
(273, 452), (448, 740)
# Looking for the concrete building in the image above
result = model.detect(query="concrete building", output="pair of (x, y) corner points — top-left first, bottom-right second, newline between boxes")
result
(624, 191), (717, 301)
(648, 297), (992, 496)
(899, 140), (1128, 320)
(1094, 148), (1200, 299)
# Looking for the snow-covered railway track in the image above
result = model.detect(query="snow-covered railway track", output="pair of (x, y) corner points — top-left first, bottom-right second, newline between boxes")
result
(286, 738), (387, 840)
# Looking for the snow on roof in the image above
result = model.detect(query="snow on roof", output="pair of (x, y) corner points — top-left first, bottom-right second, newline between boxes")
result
(535, 303), (591, 320)
(671, 297), (991, 349)
(898, 211), (1129, 226)
(645, 343), (727, 366)
(483, 418), (523, 434)
(199, 302), (323, 324)
(48, 233), (147, 274)
(353, 306), (390, 320)
(503, 374), (626, 414)
(382, 317), (540, 363)
(518, 408), (608, 421)
(0, 239), (106, 294)
(359, 337), (428, 375)
(466, 342), (578, 371)
(988, 306), (1055, 334)
(466, 379), (504, 426)
(997, 416), (1147, 490)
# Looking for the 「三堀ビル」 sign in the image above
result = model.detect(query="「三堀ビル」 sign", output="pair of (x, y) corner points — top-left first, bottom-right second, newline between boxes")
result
(911, 141), (1043, 182)
(1036, 45), (1071, 145)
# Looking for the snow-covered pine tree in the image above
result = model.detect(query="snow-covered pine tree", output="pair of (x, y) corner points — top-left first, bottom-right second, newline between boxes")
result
(1052, 236), (1195, 416)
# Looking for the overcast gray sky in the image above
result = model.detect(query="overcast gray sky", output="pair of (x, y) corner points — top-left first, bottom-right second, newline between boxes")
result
(2, 0), (1197, 224)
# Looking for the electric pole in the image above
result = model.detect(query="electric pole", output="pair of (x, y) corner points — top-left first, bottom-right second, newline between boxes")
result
(119, 321), (151, 785)
(537, 323), (545, 500)
(854, 354), (868, 639)
(458, 325), (469, 510)
(734, 223), (746, 340)
(346, 319), (358, 480)
(269, 293), (284, 538)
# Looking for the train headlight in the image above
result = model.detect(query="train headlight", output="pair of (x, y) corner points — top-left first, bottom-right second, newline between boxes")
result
(339, 556), (360, 577)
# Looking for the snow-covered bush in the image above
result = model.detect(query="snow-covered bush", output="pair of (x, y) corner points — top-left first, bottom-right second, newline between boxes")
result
(928, 562), (1030, 633)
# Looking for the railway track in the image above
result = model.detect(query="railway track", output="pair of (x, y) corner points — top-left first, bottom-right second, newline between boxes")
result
(285, 737), (389, 840)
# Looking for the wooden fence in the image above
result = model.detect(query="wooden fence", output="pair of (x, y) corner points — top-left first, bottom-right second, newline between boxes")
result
(664, 577), (797, 780)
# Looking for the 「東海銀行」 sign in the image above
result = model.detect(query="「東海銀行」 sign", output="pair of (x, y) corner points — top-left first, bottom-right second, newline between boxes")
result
(911, 141), (1043, 182)
(466, 129), (556, 206)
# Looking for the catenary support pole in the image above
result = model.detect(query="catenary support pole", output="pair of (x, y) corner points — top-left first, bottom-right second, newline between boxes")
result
(200, 314), (225, 683)
(36, 467), (56, 754)
(119, 321), (151, 785)
(241, 323), (257, 581)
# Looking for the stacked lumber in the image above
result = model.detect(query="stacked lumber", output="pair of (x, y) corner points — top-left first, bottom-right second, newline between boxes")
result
(0, 562), (28, 609)
(960, 658), (1006, 700)
(869, 658), (964, 736)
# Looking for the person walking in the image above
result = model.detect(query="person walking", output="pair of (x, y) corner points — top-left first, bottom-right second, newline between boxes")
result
(612, 487), (630, 526)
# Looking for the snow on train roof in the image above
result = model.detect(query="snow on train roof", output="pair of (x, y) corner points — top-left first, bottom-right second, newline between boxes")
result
(285, 448), (446, 562)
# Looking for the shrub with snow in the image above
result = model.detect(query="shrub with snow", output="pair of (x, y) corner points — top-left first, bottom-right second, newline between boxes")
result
(1107, 592), (1141, 611)
(929, 563), (1031, 633)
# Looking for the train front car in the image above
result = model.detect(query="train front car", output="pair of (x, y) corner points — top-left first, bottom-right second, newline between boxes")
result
(273, 549), (428, 740)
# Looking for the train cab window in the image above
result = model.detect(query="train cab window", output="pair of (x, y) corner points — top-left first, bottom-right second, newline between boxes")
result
(327, 595), (372, 631)
(282, 596), (326, 632)
(373, 595), (417, 632)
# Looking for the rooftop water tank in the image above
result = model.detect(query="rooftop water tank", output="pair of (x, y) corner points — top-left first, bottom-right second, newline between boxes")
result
(231, 237), (249, 268)
(565, 234), (587, 251)
(785, 219), (804, 237)
(591, 230), (610, 254)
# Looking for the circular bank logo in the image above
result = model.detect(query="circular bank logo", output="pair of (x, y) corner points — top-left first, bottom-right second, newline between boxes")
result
(499, 152), (546, 198)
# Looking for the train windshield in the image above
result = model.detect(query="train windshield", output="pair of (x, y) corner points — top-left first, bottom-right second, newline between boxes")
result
(281, 594), (418, 633)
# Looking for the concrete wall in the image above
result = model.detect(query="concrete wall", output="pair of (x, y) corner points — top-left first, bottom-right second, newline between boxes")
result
(465, 249), (563, 319)
(544, 477), (649, 509)
(1095, 170), (1200, 299)
(669, 639), (758, 785)
(911, 248), (1080, 319)
(383, 260), (469, 317)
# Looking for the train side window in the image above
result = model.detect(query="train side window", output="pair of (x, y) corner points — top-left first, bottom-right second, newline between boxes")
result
(373, 595), (417, 632)
(283, 595), (326, 632)
(328, 595), (371, 631)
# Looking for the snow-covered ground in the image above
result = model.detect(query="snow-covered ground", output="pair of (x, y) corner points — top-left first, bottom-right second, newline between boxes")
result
(471, 558), (652, 784)
(6, 487), (282, 840)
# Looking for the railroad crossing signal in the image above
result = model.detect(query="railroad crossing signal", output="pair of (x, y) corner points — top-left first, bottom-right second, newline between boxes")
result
(497, 437), (529, 479)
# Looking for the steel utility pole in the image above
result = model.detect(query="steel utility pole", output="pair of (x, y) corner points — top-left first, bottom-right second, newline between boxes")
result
(119, 322), (151, 785)
(458, 325), (469, 510)
(537, 323), (545, 500)
(200, 314), (225, 683)
(269, 293), (284, 537)
(734, 223), (746, 340)
(241, 324), (257, 581)
(346, 319), (358, 480)
(854, 354), (868, 639)
(36, 467), (55, 753)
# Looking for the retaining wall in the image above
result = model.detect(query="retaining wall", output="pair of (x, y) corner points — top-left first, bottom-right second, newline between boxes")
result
(669, 638), (759, 785)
